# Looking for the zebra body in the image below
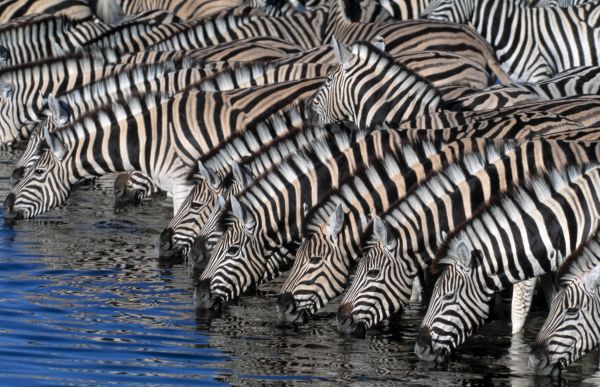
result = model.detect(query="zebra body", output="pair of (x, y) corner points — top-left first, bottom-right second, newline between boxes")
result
(529, 236), (600, 375)
(415, 165), (600, 363)
(423, 0), (600, 82)
(337, 140), (600, 335)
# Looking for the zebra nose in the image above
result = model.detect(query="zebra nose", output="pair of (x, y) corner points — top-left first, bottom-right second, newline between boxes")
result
(0, 46), (8, 62)
(11, 167), (24, 183)
(3, 193), (21, 221)
(194, 279), (220, 311)
(277, 292), (296, 311)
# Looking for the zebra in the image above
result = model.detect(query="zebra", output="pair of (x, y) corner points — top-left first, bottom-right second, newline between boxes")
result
(0, 51), (139, 146)
(415, 165), (600, 363)
(422, 0), (600, 82)
(334, 139), (600, 335)
(3, 77), (325, 219)
(0, 0), (95, 22)
(529, 236), (600, 376)
(193, 128), (424, 311)
(158, 103), (330, 264)
(277, 137), (495, 324)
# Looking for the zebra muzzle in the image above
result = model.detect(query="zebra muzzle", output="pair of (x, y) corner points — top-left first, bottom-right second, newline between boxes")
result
(3, 193), (23, 222)
(415, 326), (445, 363)
(156, 228), (183, 261)
(336, 303), (365, 336)
(276, 292), (307, 324)
(193, 279), (221, 311)
(528, 344), (562, 376)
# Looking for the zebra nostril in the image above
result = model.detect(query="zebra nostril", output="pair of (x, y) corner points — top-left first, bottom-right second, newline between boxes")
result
(336, 302), (354, 327)
(160, 228), (174, 245)
(4, 193), (15, 211)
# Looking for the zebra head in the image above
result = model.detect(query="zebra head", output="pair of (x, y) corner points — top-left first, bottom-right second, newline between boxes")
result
(4, 129), (70, 220)
(307, 37), (361, 128)
(12, 95), (70, 184)
(420, 0), (475, 23)
(278, 203), (347, 324)
(416, 237), (490, 363)
(337, 217), (410, 335)
(529, 265), (600, 376)
(194, 196), (261, 310)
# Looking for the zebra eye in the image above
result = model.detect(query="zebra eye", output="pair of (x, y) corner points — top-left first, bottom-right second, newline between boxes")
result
(366, 269), (380, 278)
(325, 75), (333, 86)
(191, 201), (203, 210)
(443, 293), (455, 302)
(34, 168), (45, 176)
(566, 307), (579, 316)
(226, 244), (240, 256)
(309, 256), (322, 265)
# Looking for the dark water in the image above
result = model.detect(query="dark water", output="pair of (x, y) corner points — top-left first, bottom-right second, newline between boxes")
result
(0, 149), (598, 386)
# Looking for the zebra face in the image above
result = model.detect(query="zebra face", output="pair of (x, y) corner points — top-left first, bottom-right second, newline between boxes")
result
(5, 149), (70, 220)
(421, 0), (473, 23)
(529, 274), (600, 376)
(337, 242), (406, 335)
(158, 179), (221, 262)
(278, 204), (348, 323)
(195, 198), (261, 309)
(416, 242), (490, 363)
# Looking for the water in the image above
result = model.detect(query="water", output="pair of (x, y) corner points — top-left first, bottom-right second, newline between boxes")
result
(0, 149), (598, 386)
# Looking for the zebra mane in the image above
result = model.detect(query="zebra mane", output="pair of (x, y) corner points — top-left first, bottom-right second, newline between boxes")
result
(57, 91), (165, 144)
(431, 165), (599, 273)
(349, 41), (444, 102)
(303, 140), (439, 234)
(0, 49), (108, 78)
(200, 101), (309, 175)
(556, 232), (600, 287)
(193, 62), (279, 91)
(0, 14), (73, 33)
(52, 63), (170, 116)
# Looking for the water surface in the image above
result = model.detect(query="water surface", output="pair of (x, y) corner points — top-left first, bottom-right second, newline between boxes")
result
(0, 149), (598, 386)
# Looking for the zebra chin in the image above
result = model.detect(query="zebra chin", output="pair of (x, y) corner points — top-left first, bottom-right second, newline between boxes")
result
(415, 326), (450, 363)
(528, 345), (565, 377)
(276, 293), (309, 324)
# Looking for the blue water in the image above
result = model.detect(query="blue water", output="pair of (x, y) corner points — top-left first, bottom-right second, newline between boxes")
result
(0, 149), (598, 386)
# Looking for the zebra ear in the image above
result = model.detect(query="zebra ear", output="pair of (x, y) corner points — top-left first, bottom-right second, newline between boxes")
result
(373, 216), (396, 251)
(584, 266), (600, 290)
(218, 194), (227, 210)
(455, 239), (473, 267)
(196, 161), (221, 189)
(43, 124), (66, 161)
(372, 36), (385, 51)
(328, 203), (345, 238)
(47, 94), (70, 126)
(232, 162), (252, 188)
(0, 80), (13, 99)
(332, 36), (353, 67)
(231, 196), (255, 230)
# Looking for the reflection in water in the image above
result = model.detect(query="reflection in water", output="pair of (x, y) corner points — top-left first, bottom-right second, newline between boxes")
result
(0, 149), (597, 384)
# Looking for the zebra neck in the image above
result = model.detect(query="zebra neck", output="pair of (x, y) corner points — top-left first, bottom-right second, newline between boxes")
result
(470, 0), (519, 40)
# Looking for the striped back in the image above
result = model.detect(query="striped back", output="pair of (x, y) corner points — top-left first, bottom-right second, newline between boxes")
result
(417, 165), (600, 362)
(0, 0), (93, 22)
(530, 239), (600, 375)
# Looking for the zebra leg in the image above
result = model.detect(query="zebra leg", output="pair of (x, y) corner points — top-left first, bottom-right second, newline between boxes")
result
(171, 184), (195, 215)
(410, 276), (422, 303)
(511, 277), (537, 334)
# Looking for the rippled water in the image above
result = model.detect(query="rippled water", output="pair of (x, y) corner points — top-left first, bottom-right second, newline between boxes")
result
(0, 149), (598, 386)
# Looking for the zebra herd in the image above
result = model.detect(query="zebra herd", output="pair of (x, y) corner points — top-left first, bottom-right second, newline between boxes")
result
(0, 0), (599, 378)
